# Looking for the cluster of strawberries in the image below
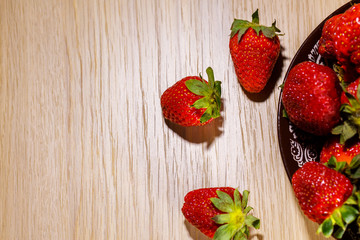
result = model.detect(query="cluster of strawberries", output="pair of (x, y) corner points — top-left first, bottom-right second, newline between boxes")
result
(281, 3), (360, 239)
(160, 10), (282, 240)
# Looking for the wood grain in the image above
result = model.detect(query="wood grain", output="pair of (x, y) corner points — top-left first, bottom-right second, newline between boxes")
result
(0, 0), (350, 239)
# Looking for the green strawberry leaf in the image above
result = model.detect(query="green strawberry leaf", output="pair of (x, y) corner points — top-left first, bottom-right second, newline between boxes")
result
(282, 109), (288, 118)
(206, 67), (215, 89)
(340, 104), (354, 114)
(236, 28), (249, 42)
(332, 209), (345, 229)
(244, 206), (253, 214)
(335, 161), (347, 172)
(355, 192), (360, 210)
(199, 108), (213, 123)
(350, 167), (360, 179)
(191, 97), (210, 109)
(213, 214), (231, 224)
(214, 80), (222, 96)
(326, 156), (337, 168)
(233, 231), (247, 240)
(251, 9), (259, 24)
(213, 224), (237, 240)
(350, 155), (360, 169)
(230, 9), (282, 42)
(244, 215), (260, 229)
(345, 195), (358, 205)
(252, 25), (262, 36)
(340, 205), (359, 224)
(217, 190), (236, 208)
(345, 92), (360, 108)
(211, 191), (235, 213)
(230, 20), (250, 38)
(185, 79), (211, 96)
(332, 121), (357, 144)
(241, 190), (249, 209)
(234, 189), (242, 209)
(333, 227), (346, 239)
(317, 218), (334, 238)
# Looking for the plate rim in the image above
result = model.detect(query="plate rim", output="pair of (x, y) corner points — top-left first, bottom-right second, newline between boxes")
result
(277, 0), (360, 183)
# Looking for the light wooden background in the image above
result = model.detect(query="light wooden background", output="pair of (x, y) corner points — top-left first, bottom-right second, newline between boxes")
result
(0, 0), (350, 239)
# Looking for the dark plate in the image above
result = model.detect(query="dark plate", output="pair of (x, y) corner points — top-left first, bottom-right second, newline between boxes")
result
(277, 1), (360, 239)
(278, 1), (359, 182)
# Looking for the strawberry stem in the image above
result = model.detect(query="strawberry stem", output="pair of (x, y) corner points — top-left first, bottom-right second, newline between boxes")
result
(332, 80), (360, 144)
(210, 189), (260, 240)
(230, 9), (283, 42)
(185, 67), (222, 123)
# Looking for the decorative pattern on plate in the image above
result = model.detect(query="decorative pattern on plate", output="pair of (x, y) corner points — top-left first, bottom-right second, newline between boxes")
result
(307, 41), (325, 65)
(288, 122), (318, 167)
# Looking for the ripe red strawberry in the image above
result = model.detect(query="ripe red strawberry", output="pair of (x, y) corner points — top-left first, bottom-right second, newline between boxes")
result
(319, 4), (360, 73)
(318, 14), (342, 59)
(282, 61), (341, 136)
(320, 136), (360, 164)
(181, 187), (260, 239)
(333, 4), (360, 73)
(160, 67), (221, 127)
(229, 9), (282, 93)
(292, 161), (357, 238)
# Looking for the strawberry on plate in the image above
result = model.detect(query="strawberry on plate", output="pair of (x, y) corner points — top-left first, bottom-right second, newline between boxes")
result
(229, 9), (282, 93)
(181, 187), (260, 240)
(318, 14), (342, 59)
(292, 161), (358, 238)
(160, 67), (221, 127)
(318, 4), (360, 73)
(281, 61), (341, 136)
(320, 136), (360, 165)
(332, 4), (360, 73)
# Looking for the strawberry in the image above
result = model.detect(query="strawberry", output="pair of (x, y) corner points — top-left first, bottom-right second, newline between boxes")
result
(181, 187), (260, 240)
(160, 67), (221, 127)
(282, 61), (341, 136)
(333, 4), (360, 73)
(292, 161), (357, 238)
(229, 9), (282, 93)
(320, 136), (360, 164)
(318, 4), (360, 73)
(318, 14), (342, 59)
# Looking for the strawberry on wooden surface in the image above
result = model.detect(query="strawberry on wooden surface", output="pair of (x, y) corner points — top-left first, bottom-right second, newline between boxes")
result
(229, 9), (282, 93)
(181, 187), (260, 240)
(292, 161), (358, 238)
(160, 67), (221, 127)
(281, 61), (341, 136)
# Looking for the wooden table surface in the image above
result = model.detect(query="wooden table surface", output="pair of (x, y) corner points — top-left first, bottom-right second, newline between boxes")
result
(0, 0), (352, 239)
